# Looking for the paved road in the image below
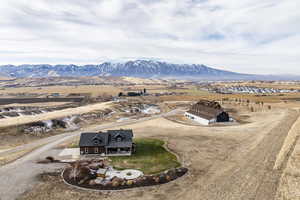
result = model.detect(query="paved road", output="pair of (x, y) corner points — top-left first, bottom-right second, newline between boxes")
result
(0, 109), (180, 200)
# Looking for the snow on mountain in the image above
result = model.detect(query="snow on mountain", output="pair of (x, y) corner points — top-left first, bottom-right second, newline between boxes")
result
(0, 60), (250, 80)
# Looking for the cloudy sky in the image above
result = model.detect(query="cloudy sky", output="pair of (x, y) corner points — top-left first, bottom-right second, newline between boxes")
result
(0, 0), (299, 74)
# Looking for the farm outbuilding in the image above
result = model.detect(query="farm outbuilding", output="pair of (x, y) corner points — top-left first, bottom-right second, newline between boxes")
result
(185, 100), (230, 125)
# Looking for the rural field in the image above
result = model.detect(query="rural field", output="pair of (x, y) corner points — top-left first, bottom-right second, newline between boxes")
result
(0, 85), (123, 97)
(0, 80), (300, 200)
(0, 101), (112, 128)
(14, 98), (300, 200)
(1, 0), (299, 199)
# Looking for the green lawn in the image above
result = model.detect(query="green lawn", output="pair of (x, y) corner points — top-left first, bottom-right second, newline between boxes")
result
(110, 138), (181, 175)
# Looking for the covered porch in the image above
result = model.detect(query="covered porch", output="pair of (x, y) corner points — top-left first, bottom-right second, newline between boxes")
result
(105, 146), (132, 156)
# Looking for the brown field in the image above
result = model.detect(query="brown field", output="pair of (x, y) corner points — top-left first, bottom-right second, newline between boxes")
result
(1, 80), (300, 200)
(0, 102), (71, 108)
(0, 101), (112, 128)
(0, 85), (122, 97)
(275, 112), (300, 200)
(19, 101), (300, 200)
(160, 92), (300, 104)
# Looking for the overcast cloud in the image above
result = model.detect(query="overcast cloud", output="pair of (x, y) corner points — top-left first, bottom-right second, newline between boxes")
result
(0, 0), (299, 74)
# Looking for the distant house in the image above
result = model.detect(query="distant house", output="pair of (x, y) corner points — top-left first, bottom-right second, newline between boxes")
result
(127, 92), (142, 97)
(50, 93), (60, 97)
(79, 129), (134, 156)
(185, 100), (230, 125)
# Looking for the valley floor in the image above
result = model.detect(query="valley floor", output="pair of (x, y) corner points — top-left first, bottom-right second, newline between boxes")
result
(17, 106), (298, 200)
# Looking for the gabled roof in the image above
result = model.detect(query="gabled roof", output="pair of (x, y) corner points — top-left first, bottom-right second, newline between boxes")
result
(107, 129), (133, 139)
(187, 100), (227, 120)
(79, 132), (108, 147)
(79, 129), (133, 147)
(107, 129), (133, 147)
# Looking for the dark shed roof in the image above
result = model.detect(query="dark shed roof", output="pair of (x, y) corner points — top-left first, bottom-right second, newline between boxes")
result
(187, 100), (227, 120)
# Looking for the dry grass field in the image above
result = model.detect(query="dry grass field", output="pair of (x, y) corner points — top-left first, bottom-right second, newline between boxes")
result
(19, 102), (299, 200)
(0, 85), (122, 97)
(1, 81), (300, 200)
(0, 102), (71, 108)
(0, 101), (112, 128)
(160, 91), (300, 104)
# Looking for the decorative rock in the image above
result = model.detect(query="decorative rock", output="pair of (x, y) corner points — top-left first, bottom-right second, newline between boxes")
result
(81, 162), (90, 166)
(112, 177), (124, 182)
(126, 180), (133, 185)
(89, 179), (96, 186)
(112, 180), (120, 187)
(94, 177), (104, 184)
(153, 177), (160, 183)
(88, 163), (101, 170)
(166, 175), (171, 181)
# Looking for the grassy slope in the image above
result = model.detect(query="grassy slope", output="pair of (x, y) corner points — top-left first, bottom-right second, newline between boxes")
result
(111, 138), (180, 175)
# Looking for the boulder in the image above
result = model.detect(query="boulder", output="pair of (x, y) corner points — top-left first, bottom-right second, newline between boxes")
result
(126, 180), (133, 186)
(89, 179), (96, 186)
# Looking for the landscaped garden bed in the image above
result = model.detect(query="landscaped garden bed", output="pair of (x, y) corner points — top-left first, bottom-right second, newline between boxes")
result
(62, 138), (188, 190)
(63, 166), (188, 190)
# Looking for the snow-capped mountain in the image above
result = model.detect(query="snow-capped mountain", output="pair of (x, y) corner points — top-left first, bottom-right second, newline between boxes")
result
(0, 60), (251, 80)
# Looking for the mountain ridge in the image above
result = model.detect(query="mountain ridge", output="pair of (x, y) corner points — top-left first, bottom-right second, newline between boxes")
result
(0, 60), (253, 80)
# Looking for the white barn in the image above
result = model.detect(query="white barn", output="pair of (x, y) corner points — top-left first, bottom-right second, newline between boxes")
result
(185, 100), (230, 126)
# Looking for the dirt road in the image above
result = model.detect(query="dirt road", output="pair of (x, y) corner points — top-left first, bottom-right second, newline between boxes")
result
(2, 108), (298, 200)
(193, 110), (298, 200)
(0, 109), (180, 200)
(96, 108), (298, 200)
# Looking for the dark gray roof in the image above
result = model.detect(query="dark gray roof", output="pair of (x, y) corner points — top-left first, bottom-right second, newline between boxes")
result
(79, 132), (108, 147)
(107, 129), (133, 139)
(187, 100), (227, 120)
(79, 129), (133, 147)
(106, 141), (133, 148)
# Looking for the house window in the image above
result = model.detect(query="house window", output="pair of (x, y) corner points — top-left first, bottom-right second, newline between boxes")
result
(93, 138), (101, 145)
(116, 136), (122, 142)
(94, 147), (98, 153)
(85, 147), (88, 153)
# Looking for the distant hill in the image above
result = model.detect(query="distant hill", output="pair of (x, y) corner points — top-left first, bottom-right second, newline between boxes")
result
(0, 60), (296, 80)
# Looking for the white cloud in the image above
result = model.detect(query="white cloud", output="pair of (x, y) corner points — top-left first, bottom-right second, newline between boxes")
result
(0, 0), (299, 74)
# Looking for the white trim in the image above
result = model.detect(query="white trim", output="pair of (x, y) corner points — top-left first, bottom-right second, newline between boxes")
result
(185, 112), (214, 125)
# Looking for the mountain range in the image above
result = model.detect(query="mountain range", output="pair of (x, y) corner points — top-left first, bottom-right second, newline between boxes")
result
(0, 60), (296, 80)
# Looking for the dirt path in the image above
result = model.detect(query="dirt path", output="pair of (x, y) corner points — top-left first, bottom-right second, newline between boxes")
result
(3, 108), (298, 200)
(0, 109), (180, 200)
(194, 109), (298, 200)
(97, 109), (298, 200)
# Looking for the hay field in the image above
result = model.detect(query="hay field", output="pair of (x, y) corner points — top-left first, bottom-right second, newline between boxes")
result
(0, 101), (112, 128)
(160, 91), (300, 103)
(122, 77), (164, 84)
(0, 85), (122, 97)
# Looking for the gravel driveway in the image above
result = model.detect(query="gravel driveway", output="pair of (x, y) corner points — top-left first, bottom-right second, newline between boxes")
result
(0, 110), (180, 200)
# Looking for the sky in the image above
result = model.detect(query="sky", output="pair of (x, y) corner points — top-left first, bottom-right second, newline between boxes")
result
(0, 0), (299, 75)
